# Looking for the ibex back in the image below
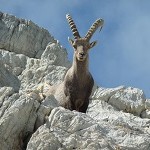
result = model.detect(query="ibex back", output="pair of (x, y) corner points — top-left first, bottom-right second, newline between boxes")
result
(44, 14), (104, 113)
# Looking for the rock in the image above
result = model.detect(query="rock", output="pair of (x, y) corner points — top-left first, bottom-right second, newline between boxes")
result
(0, 61), (20, 92)
(0, 11), (55, 58)
(41, 42), (71, 68)
(145, 99), (150, 110)
(20, 62), (68, 90)
(108, 87), (146, 116)
(87, 100), (150, 150)
(92, 85), (125, 102)
(0, 11), (150, 150)
(35, 95), (59, 129)
(92, 86), (146, 116)
(27, 107), (114, 150)
(0, 87), (59, 150)
(0, 49), (27, 75)
(141, 109), (150, 119)
(0, 87), (14, 113)
(0, 93), (40, 150)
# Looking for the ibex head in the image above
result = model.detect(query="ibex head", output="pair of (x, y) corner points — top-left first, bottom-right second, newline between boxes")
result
(66, 14), (104, 61)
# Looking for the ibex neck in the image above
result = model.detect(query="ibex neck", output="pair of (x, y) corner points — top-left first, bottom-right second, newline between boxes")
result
(72, 54), (89, 75)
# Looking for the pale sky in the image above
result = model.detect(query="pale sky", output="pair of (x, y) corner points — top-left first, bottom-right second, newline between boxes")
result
(0, 0), (150, 98)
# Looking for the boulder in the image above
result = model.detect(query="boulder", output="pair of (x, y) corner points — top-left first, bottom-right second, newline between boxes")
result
(0, 11), (55, 58)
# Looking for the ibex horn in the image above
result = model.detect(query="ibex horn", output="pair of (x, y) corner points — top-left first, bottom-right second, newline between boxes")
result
(66, 14), (80, 39)
(85, 19), (104, 41)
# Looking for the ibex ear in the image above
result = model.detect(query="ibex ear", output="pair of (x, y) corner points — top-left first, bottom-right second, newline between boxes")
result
(68, 37), (74, 45)
(90, 41), (97, 49)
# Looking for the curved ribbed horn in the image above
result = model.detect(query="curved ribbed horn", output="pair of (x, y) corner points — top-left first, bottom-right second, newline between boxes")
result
(85, 19), (104, 41)
(66, 14), (80, 39)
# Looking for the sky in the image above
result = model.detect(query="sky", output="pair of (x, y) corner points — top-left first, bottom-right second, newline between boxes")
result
(0, 0), (150, 98)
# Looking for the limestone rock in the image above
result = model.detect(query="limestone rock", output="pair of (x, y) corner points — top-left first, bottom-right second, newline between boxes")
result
(0, 61), (20, 92)
(92, 86), (125, 102)
(0, 87), (58, 150)
(0, 49), (27, 76)
(0, 92), (40, 150)
(0, 11), (55, 58)
(108, 87), (146, 116)
(87, 100), (150, 150)
(41, 42), (71, 68)
(35, 95), (59, 129)
(27, 107), (114, 150)
(92, 86), (146, 117)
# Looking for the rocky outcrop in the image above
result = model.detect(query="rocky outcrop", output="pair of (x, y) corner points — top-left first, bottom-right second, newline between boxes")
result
(0, 12), (150, 150)
(0, 11), (55, 58)
(27, 107), (114, 150)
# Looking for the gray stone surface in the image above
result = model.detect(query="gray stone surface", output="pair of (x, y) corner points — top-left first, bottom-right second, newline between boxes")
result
(0, 60), (20, 92)
(27, 107), (114, 150)
(0, 88), (40, 150)
(0, 12), (150, 150)
(87, 100), (150, 150)
(0, 11), (55, 58)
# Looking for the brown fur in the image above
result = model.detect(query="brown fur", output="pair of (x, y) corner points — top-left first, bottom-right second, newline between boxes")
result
(44, 48), (94, 113)
(43, 14), (104, 113)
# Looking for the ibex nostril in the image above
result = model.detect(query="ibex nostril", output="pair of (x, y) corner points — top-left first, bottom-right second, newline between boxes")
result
(79, 53), (85, 57)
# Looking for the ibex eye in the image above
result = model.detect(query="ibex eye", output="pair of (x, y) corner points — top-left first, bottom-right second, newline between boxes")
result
(73, 45), (77, 49)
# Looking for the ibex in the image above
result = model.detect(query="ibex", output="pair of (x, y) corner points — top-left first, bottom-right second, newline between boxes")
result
(33, 14), (104, 113)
